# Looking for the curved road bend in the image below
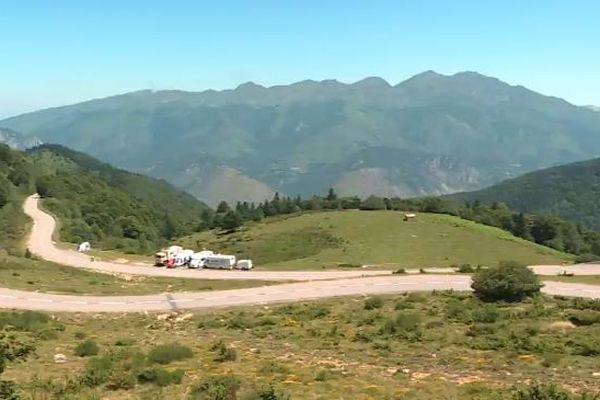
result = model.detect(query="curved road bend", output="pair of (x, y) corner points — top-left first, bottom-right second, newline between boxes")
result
(0, 195), (590, 313)
(24, 196), (393, 282)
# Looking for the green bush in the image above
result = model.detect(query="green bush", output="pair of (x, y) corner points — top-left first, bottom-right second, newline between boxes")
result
(211, 340), (237, 362)
(574, 253), (600, 263)
(457, 264), (475, 273)
(138, 367), (185, 386)
(148, 343), (193, 364)
(364, 297), (384, 310)
(246, 385), (291, 400)
(512, 383), (599, 400)
(80, 356), (113, 387)
(75, 339), (99, 357)
(471, 261), (542, 302)
(567, 310), (600, 326)
(0, 310), (49, 331)
(380, 312), (422, 340)
(74, 331), (87, 340)
(188, 376), (241, 400)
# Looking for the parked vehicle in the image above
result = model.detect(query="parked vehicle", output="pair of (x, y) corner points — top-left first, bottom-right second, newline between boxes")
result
(236, 259), (253, 270)
(203, 254), (236, 270)
(188, 250), (214, 269)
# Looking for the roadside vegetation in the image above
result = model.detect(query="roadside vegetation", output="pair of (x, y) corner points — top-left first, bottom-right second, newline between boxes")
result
(2, 284), (600, 399)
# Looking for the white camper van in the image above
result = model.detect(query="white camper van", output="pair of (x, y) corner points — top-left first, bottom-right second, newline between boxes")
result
(236, 259), (253, 270)
(188, 250), (214, 269)
(203, 254), (236, 270)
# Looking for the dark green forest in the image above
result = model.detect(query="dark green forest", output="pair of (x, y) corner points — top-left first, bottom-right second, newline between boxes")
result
(451, 157), (600, 231)
(0, 144), (209, 255)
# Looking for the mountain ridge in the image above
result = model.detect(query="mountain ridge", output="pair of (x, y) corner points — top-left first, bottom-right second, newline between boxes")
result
(3, 71), (600, 206)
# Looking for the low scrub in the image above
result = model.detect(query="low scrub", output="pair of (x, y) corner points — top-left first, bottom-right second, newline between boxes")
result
(567, 311), (600, 326)
(148, 343), (193, 364)
(364, 296), (384, 310)
(75, 339), (100, 357)
(188, 375), (241, 400)
(138, 367), (185, 387)
(211, 340), (237, 362)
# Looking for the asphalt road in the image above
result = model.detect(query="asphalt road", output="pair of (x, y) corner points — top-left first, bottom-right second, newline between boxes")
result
(0, 195), (595, 313)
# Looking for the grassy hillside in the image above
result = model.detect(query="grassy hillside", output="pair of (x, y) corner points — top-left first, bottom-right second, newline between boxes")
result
(181, 211), (569, 269)
(4, 292), (600, 399)
(452, 157), (600, 230)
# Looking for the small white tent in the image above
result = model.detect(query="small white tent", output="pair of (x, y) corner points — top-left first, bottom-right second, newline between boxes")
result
(78, 242), (91, 252)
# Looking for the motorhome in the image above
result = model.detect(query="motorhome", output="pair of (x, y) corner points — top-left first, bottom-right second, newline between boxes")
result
(203, 254), (236, 270)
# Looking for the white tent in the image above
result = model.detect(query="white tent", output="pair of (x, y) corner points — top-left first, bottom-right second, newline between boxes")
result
(77, 242), (91, 252)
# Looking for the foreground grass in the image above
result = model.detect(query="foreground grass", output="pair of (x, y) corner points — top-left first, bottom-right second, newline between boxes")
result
(4, 292), (600, 399)
(0, 256), (271, 295)
(181, 211), (570, 269)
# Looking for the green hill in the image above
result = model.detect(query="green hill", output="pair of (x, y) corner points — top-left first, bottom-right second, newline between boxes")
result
(180, 210), (569, 269)
(0, 144), (209, 255)
(4, 71), (600, 205)
(451, 158), (600, 230)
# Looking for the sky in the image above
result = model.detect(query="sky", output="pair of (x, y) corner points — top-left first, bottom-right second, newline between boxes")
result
(1, 0), (599, 118)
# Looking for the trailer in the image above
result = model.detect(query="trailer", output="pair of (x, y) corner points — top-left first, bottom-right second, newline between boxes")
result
(236, 259), (253, 270)
(203, 254), (236, 270)
(188, 250), (215, 269)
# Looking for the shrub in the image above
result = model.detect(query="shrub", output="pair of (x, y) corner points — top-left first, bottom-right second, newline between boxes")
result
(393, 268), (406, 274)
(138, 367), (185, 386)
(211, 340), (237, 362)
(0, 310), (49, 331)
(512, 383), (599, 400)
(81, 356), (113, 387)
(75, 339), (99, 357)
(106, 369), (136, 391)
(567, 311), (600, 326)
(247, 386), (291, 400)
(457, 264), (475, 273)
(364, 297), (384, 310)
(148, 343), (193, 364)
(74, 331), (87, 339)
(574, 253), (600, 264)
(471, 261), (542, 302)
(380, 312), (422, 340)
(188, 376), (241, 400)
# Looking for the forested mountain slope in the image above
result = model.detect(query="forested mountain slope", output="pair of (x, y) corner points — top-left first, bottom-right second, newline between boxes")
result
(451, 158), (600, 230)
(0, 144), (209, 254)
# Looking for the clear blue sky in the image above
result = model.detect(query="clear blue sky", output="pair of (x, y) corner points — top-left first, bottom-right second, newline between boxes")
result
(1, 0), (599, 118)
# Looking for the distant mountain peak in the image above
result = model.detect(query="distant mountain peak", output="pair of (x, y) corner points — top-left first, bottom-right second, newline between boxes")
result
(235, 81), (265, 91)
(353, 76), (391, 89)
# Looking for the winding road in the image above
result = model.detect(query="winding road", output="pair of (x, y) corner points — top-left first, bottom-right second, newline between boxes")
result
(0, 195), (596, 312)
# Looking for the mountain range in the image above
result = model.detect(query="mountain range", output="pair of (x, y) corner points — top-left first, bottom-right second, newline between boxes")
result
(2, 71), (600, 206)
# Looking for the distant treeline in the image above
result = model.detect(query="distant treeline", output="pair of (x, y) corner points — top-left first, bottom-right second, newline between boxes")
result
(207, 189), (600, 260)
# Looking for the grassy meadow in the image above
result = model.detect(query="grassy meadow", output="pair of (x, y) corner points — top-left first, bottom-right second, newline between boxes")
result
(181, 211), (570, 269)
(3, 291), (600, 399)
